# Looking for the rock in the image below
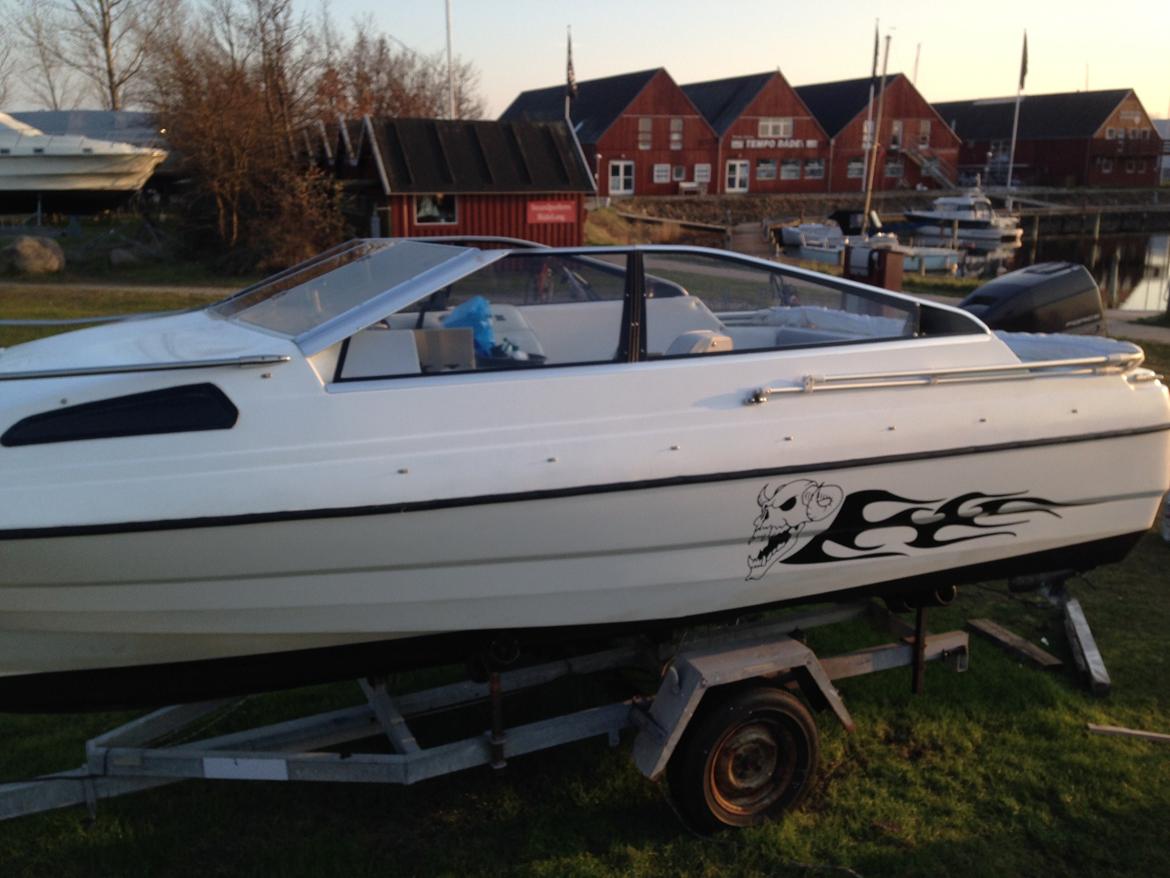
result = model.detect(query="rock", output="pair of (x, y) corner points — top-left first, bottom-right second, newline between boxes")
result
(109, 247), (143, 268)
(0, 236), (65, 275)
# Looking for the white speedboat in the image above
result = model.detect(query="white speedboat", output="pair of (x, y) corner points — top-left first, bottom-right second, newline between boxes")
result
(783, 222), (959, 274)
(1, 239), (1166, 711)
(0, 111), (167, 192)
(905, 189), (1023, 252)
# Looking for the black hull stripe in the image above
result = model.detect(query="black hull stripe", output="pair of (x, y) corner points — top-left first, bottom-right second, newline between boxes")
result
(3, 422), (1168, 541)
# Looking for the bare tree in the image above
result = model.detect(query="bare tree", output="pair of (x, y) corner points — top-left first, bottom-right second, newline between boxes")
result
(55, 0), (177, 110)
(309, 19), (484, 121)
(0, 32), (14, 107)
(7, 0), (82, 110)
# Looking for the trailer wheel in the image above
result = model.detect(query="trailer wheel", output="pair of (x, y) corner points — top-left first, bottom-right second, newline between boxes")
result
(667, 686), (818, 833)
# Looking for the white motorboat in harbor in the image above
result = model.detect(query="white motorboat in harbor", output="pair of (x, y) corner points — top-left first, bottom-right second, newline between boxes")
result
(0, 111), (166, 192)
(1, 239), (1166, 711)
(781, 221), (959, 273)
(904, 189), (1024, 252)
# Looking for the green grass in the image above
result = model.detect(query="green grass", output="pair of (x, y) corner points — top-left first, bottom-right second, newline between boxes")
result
(1, 288), (1169, 876)
(0, 288), (224, 348)
(2, 537), (1168, 877)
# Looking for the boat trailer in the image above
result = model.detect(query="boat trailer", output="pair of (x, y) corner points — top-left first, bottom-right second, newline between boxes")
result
(0, 601), (969, 831)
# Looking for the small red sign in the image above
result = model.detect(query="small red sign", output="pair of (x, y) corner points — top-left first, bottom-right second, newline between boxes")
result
(526, 201), (577, 224)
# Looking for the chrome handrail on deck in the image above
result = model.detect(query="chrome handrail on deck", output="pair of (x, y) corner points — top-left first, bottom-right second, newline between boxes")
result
(745, 351), (1145, 405)
(0, 355), (291, 382)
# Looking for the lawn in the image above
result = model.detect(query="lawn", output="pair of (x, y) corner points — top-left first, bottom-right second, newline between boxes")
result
(0, 292), (1167, 877)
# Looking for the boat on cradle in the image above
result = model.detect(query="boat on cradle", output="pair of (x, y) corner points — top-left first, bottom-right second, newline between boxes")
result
(0, 239), (1166, 712)
(0, 111), (167, 193)
(781, 221), (959, 273)
(903, 189), (1024, 252)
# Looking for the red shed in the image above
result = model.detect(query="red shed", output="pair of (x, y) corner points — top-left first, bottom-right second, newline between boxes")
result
(323, 116), (594, 246)
(501, 69), (718, 198)
(935, 90), (1163, 188)
(797, 74), (961, 192)
(682, 72), (830, 194)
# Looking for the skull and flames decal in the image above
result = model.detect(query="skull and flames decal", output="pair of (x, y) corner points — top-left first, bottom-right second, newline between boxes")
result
(746, 480), (845, 579)
(746, 480), (1071, 580)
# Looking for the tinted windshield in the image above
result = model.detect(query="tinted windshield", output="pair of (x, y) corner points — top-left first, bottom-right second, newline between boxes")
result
(212, 239), (477, 339)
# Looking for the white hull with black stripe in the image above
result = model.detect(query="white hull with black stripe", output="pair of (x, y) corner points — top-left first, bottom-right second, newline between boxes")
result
(0, 240), (1166, 710)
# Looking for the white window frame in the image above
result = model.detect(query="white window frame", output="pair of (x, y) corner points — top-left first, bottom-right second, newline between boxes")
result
(413, 194), (458, 226)
(652, 163), (671, 184)
(884, 158), (904, 178)
(755, 159), (777, 181)
(780, 159), (801, 180)
(693, 163), (711, 184)
(1101, 158), (1113, 175)
(846, 158), (864, 179)
(725, 159), (750, 192)
(609, 160), (635, 194)
(757, 117), (793, 138)
(1106, 128), (1116, 139)
(804, 158), (825, 180)
(918, 119), (931, 148)
(637, 117), (652, 150)
(671, 165), (686, 181)
(669, 118), (683, 150)
(890, 120), (903, 148)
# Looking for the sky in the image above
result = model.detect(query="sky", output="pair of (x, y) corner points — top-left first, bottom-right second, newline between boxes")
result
(319, 0), (1170, 120)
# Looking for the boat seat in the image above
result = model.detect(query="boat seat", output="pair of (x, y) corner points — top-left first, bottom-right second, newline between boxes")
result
(339, 327), (421, 379)
(665, 330), (733, 356)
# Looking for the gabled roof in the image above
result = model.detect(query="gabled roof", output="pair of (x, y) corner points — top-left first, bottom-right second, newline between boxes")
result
(499, 68), (660, 144)
(681, 72), (776, 136)
(795, 74), (902, 137)
(358, 118), (594, 195)
(933, 90), (1133, 141)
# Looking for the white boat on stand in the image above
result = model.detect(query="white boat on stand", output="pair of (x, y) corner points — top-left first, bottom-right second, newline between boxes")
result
(0, 111), (166, 193)
(1, 239), (1166, 712)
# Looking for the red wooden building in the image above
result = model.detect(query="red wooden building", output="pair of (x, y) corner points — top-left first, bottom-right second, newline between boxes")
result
(681, 72), (830, 194)
(934, 90), (1163, 188)
(501, 68), (718, 198)
(796, 73), (962, 192)
(310, 116), (594, 246)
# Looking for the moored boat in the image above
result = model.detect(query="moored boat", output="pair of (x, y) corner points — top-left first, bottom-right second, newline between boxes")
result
(1, 239), (1166, 711)
(904, 188), (1023, 252)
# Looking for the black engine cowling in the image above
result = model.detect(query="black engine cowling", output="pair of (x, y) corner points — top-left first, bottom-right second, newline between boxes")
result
(959, 262), (1106, 335)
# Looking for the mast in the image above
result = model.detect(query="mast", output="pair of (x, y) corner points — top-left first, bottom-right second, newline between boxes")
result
(860, 19), (879, 193)
(1006, 31), (1027, 204)
(861, 33), (890, 237)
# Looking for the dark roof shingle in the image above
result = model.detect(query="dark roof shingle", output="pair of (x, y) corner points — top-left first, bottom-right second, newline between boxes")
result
(681, 72), (775, 136)
(933, 90), (1132, 141)
(363, 118), (593, 194)
(499, 69), (660, 144)
(795, 74), (900, 137)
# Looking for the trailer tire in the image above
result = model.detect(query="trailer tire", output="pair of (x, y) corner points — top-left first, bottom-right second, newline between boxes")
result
(667, 686), (818, 833)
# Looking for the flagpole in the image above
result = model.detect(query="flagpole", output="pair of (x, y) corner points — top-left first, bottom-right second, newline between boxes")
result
(861, 33), (890, 237)
(445, 0), (455, 119)
(1006, 31), (1027, 206)
(861, 19), (879, 193)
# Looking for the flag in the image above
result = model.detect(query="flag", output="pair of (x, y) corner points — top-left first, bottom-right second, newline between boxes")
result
(566, 27), (578, 102)
(1019, 31), (1028, 90)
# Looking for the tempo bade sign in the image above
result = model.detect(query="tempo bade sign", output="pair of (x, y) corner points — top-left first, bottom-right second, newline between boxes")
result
(526, 201), (577, 224)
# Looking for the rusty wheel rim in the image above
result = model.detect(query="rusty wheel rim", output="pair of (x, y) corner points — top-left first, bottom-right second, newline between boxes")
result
(707, 719), (797, 817)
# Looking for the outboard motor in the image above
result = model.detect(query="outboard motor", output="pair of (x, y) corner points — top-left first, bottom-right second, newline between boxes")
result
(959, 262), (1107, 335)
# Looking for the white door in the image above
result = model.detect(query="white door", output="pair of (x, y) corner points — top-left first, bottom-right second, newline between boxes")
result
(725, 160), (749, 193)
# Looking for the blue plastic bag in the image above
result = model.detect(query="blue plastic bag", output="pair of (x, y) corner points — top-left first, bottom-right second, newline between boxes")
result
(442, 296), (494, 357)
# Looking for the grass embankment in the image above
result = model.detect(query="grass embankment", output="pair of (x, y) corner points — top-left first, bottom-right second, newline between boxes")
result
(0, 289), (1168, 877)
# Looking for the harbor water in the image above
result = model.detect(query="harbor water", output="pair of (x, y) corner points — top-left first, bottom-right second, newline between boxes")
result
(1017, 231), (1169, 312)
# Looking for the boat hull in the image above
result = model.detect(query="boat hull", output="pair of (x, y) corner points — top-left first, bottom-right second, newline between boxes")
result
(1, 427), (1164, 710)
